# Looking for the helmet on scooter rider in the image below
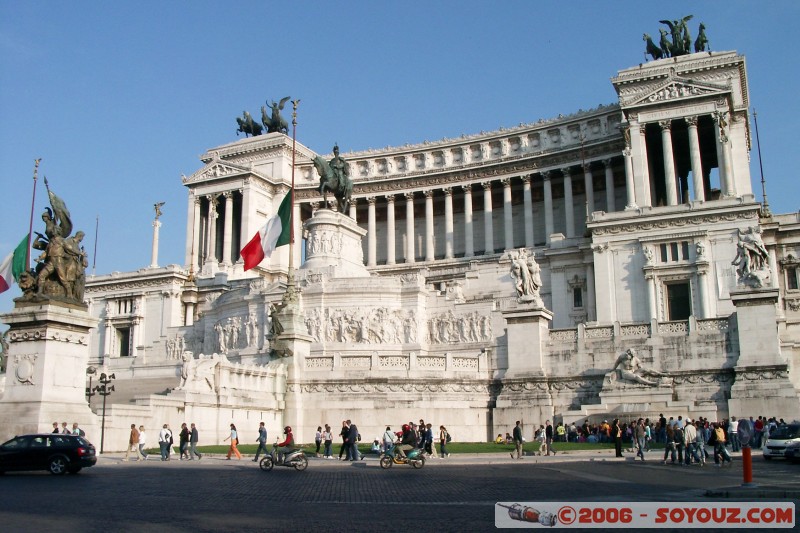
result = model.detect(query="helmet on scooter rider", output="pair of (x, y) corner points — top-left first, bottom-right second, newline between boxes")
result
(402, 424), (410, 432)
(284, 426), (291, 434)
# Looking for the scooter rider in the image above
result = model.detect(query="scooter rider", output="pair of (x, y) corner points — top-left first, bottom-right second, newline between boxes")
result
(276, 426), (294, 464)
(396, 424), (415, 460)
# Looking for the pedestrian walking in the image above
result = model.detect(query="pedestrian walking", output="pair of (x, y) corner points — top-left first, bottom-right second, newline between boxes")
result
(158, 424), (172, 461)
(613, 419), (623, 458)
(635, 418), (646, 461)
(347, 419), (363, 461)
(338, 420), (350, 460)
(138, 426), (149, 461)
(314, 426), (322, 457)
(511, 421), (524, 459)
(189, 423), (202, 460)
(254, 422), (268, 462)
(124, 424), (141, 461)
(545, 420), (557, 455)
(225, 423), (242, 460)
(439, 425), (450, 458)
(179, 423), (190, 460)
(323, 424), (333, 459)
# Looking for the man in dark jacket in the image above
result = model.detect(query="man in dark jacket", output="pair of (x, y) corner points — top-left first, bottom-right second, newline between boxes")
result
(189, 422), (202, 460)
(397, 424), (415, 459)
(346, 419), (363, 461)
(512, 421), (524, 459)
(545, 421), (557, 455)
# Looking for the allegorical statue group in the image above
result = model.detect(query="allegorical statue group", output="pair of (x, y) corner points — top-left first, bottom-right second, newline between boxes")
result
(235, 96), (291, 137)
(643, 16), (709, 61)
(18, 178), (88, 304)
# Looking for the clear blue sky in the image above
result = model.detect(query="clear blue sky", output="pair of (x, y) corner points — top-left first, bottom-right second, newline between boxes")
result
(1, 1), (798, 315)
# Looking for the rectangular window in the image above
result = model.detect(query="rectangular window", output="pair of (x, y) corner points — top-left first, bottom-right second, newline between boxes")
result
(666, 282), (692, 321)
(117, 327), (131, 357)
(681, 241), (690, 260)
(573, 288), (583, 308)
(670, 243), (679, 262)
(660, 244), (668, 263)
(788, 267), (799, 290)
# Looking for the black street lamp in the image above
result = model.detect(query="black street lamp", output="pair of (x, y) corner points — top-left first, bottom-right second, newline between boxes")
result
(85, 366), (97, 404)
(93, 372), (115, 454)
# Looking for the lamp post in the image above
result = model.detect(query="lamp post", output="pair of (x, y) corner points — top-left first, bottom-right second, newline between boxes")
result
(93, 372), (115, 454)
(85, 366), (97, 405)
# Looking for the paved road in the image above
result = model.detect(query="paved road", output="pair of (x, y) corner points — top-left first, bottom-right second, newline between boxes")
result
(1, 451), (797, 532)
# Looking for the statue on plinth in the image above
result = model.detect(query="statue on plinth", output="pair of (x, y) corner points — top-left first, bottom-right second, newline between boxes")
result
(509, 248), (543, 305)
(312, 144), (353, 213)
(608, 348), (669, 387)
(731, 227), (770, 288)
(235, 110), (263, 137)
(21, 178), (88, 304)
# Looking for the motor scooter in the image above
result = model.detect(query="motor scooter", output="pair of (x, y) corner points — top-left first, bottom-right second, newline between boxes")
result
(379, 444), (425, 469)
(259, 443), (308, 471)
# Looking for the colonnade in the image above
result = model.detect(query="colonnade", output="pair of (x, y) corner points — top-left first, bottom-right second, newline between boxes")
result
(324, 159), (622, 267)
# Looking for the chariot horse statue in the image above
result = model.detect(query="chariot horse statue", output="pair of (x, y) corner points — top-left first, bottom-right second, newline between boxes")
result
(312, 154), (353, 214)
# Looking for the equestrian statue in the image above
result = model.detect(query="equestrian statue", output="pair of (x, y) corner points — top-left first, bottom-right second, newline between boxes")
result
(312, 144), (353, 214)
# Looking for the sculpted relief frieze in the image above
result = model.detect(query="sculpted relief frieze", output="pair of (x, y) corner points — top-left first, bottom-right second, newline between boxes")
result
(304, 307), (418, 344)
(592, 211), (757, 236)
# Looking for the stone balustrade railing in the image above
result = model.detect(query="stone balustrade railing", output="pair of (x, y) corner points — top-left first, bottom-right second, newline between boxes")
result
(298, 105), (621, 184)
(549, 317), (730, 344)
(304, 350), (488, 373)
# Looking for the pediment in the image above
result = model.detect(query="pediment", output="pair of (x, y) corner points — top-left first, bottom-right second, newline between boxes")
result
(622, 77), (729, 108)
(182, 159), (260, 185)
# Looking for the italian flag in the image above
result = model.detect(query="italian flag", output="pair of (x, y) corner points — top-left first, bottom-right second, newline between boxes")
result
(0, 235), (29, 294)
(240, 189), (292, 271)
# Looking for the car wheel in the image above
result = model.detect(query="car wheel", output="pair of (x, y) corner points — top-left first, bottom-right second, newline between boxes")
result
(379, 456), (393, 469)
(67, 467), (82, 474)
(259, 457), (273, 471)
(293, 455), (308, 471)
(49, 456), (68, 475)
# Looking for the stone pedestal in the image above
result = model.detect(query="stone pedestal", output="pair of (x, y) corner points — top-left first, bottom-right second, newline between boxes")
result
(501, 303), (552, 377)
(276, 326), (313, 445)
(728, 288), (800, 419)
(0, 301), (99, 442)
(301, 209), (369, 278)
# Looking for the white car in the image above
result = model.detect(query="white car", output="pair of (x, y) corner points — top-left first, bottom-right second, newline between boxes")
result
(762, 424), (800, 460)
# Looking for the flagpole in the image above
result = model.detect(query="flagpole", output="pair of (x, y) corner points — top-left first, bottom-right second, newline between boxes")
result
(289, 99), (300, 273)
(26, 159), (42, 270)
(92, 215), (99, 277)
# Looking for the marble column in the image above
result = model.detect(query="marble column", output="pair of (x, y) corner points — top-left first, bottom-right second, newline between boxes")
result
(714, 111), (735, 197)
(424, 190), (435, 261)
(205, 194), (218, 264)
(191, 196), (201, 271)
(696, 270), (709, 319)
(502, 179), (513, 250)
(646, 272), (658, 321)
(462, 185), (474, 258)
(562, 168), (575, 238)
(482, 182), (494, 254)
(586, 263), (596, 322)
(444, 187), (454, 259)
(222, 192), (234, 266)
(583, 164), (595, 218)
(367, 196), (377, 267)
(349, 198), (357, 221)
(522, 176), (534, 248)
(623, 149), (637, 209)
(543, 172), (554, 243)
(386, 195), (396, 265)
(685, 116), (705, 202)
(150, 220), (161, 268)
(630, 123), (652, 207)
(660, 120), (678, 205)
(603, 159), (616, 212)
(405, 192), (415, 263)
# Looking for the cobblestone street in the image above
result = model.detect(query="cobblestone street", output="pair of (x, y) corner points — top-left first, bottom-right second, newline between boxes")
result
(2, 451), (797, 532)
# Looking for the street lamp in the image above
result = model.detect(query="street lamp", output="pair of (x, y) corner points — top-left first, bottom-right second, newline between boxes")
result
(93, 372), (115, 454)
(85, 366), (97, 404)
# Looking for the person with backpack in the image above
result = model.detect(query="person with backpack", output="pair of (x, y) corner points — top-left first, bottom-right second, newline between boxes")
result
(158, 424), (172, 461)
(382, 426), (395, 453)
(439, 425), (450, 458)
(713, 423), (733, 466)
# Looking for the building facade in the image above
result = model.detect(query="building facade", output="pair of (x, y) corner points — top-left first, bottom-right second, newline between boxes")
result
(70, 50), (799, 447)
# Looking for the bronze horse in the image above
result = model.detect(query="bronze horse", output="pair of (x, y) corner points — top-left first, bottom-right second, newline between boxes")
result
(312, 156), (353, 214)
